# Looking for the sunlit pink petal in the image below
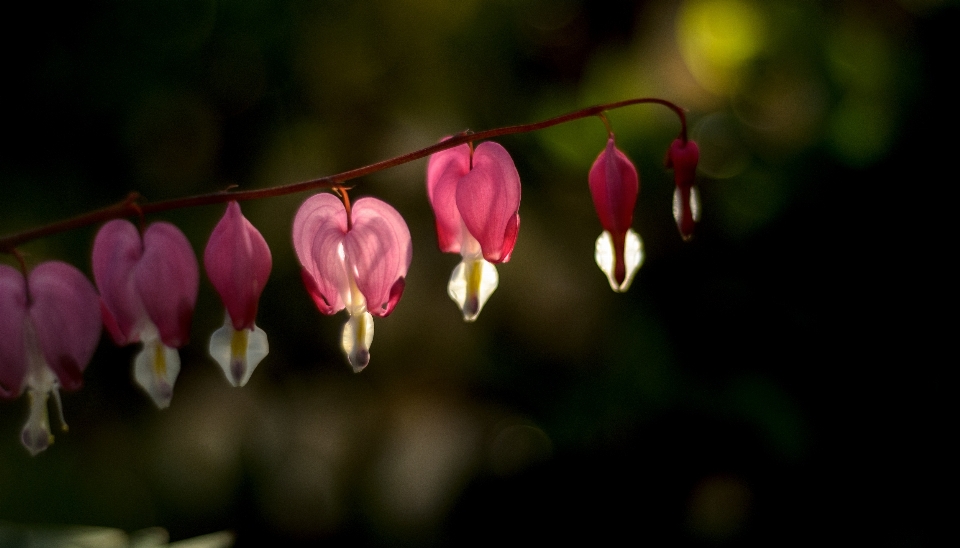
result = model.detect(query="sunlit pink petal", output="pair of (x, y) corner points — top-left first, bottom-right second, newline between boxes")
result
(136, 222), (198, 348)
(426, 140), (470, 254)
(92, 219), (147, 345)
(294, 193), (347, 314)
(456, 141), (521, 263)
(0, 265), (28, 398)
(204, 201), (272, 330)
(344, 197), (412, 317)
(589, 137), (638, 238)
(27, 262), (102, 391)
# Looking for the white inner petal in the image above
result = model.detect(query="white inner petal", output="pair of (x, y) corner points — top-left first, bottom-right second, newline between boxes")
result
(447, 257), (499, 322)
(690, 186), (701, 222)
(209, 313), (269, 387)
(133, 330), (181, 409)
(341, 311), (374, 373)
(673, 186), (702, 224)
(672, 187), (682, 225)
(594, 229), (644, 293)
(20, 319), (62, 456)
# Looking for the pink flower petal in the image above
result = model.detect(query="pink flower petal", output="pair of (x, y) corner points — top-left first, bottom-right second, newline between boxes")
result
(456, 141), (521, 263)
(293, 193), (347, 314)
(426, 141), (471, 254)
(27, 262), (102, 391)
(136, 222), (199, 348)
(0, 265), (28, 398)
(204, 202), (272, 330)
(589, 138), (639, 287)
(92, 219), (147, 345)
(345, 197), (412, 317)
(666, 138), (700, 241)
(589, 137), (638, 238)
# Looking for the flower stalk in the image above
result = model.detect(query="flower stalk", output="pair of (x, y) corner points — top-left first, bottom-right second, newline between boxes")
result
(0, 98), (688, 254)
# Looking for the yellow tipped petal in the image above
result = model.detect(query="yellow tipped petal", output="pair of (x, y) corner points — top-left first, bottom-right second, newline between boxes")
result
(341, 311), (374, 373)
(447, 257), (499, 321)
(134, 337), (181, 409)
(209, 315), (269, 387)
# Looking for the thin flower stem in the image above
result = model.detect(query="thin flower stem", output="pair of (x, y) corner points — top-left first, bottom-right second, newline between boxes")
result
(598, 113), (614, 138)
(0, 97), (687, 254)
(336, 187), (353, 231)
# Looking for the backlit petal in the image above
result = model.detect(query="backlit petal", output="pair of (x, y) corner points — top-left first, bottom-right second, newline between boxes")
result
(595, 229), (644, 292)
(456, 141), (521, 263)
(589, 137), (638, 238)
(426, 140), (470, 254)
(446, 257), (499, 322)
(345, 197), (412, 317)
(341, 311), (374, 373)
(205, 202), (272, 330)
(293, 193), (347, 314)
(136, 222), (199, 348)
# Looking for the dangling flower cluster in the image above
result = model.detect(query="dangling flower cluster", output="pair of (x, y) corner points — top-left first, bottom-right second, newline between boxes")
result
(587, 131), (700, 292)
(0, 262), (101, 455)
(0, 99), (703, 455)
(426, 140), (521, 321)
(293, 192), (412, 371)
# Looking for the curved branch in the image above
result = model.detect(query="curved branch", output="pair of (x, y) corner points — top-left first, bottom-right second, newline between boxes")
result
(1, 97), (687, 253)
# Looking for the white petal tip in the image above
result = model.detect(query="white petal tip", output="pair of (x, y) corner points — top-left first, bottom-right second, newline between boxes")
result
(448, 258), (498, 321)
(342, 312), (374, 373)
(209, 321), (269, 387)
(594, 230), (644, 292)
(21, 427), (52, 456)
(134, 340), (181, 409)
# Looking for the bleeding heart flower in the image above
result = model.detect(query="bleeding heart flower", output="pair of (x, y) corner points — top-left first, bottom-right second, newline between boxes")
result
(589, 136), (644, 292)
(293, 193), (412, 372)
(93, 220), (199, 408)
(426, 140), (521, 321)
(204, 201), (271, 387)
(665, 137), (701, 241)
(0, 262), (102, 455)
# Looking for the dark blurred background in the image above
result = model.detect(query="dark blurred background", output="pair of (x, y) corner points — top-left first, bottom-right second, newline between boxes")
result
(0, 0), (951, 546)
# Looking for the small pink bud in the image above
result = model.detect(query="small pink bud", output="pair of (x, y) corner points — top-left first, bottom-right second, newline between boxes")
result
(205, 201), (271, 331)
(665, 138), (701, 241)
(589, 137), (643, 292)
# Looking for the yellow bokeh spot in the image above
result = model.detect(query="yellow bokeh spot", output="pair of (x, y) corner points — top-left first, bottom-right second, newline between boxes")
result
(677, 0), (767, 95)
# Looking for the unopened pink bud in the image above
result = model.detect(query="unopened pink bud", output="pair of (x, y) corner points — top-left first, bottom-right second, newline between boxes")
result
(666, 138), (701, 241)
(589, 137), (640, 290)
